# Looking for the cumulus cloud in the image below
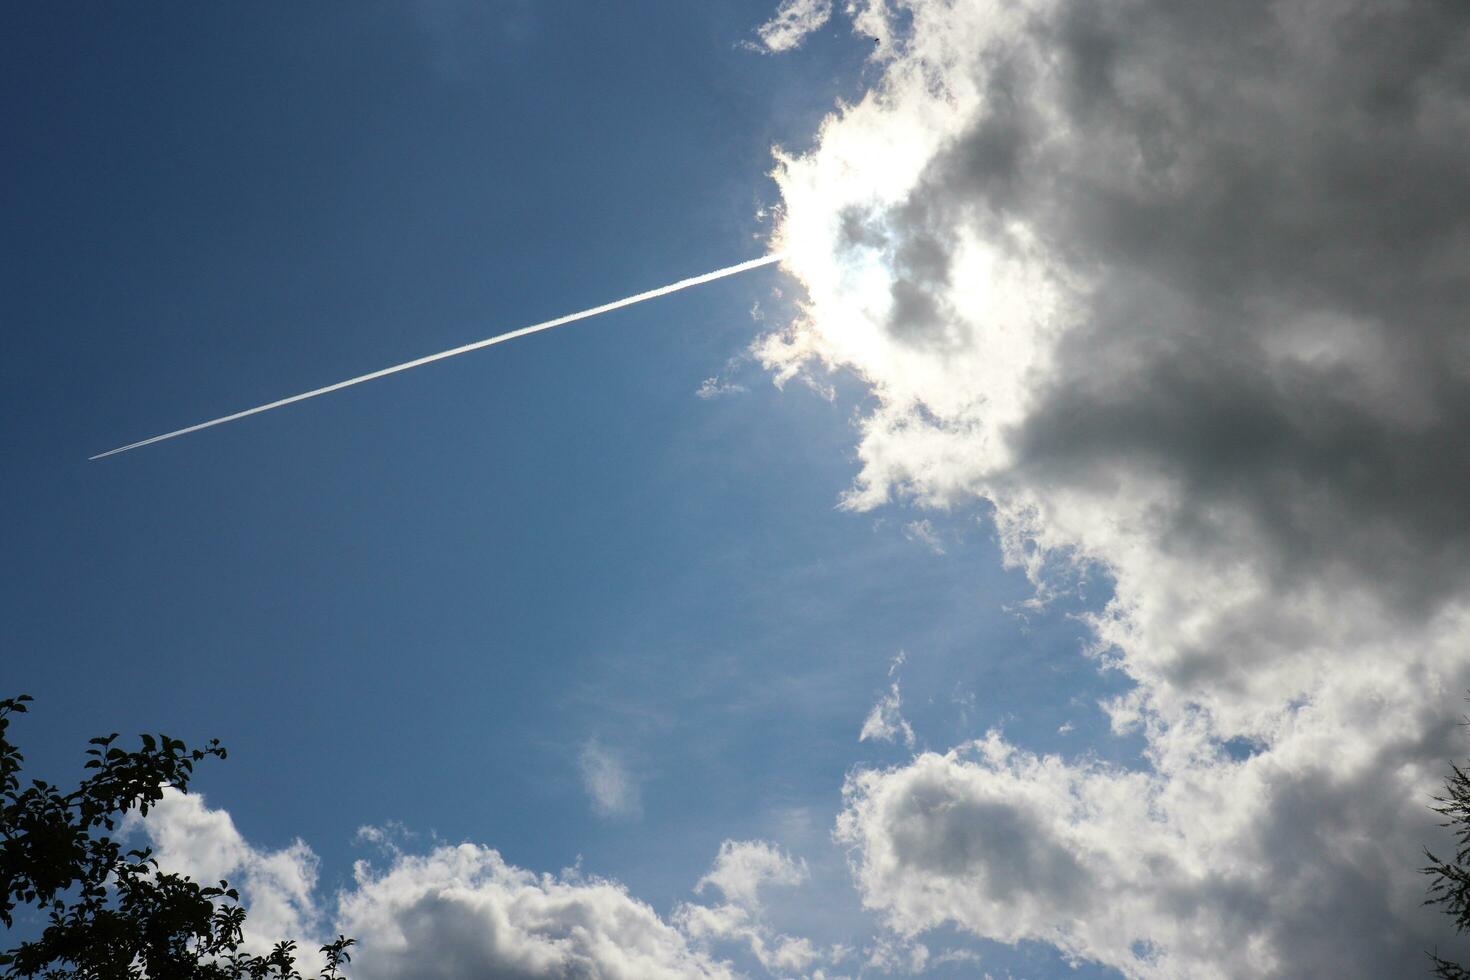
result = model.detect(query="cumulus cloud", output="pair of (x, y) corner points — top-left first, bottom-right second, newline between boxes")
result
(764, 0), (1470, 974)
(681, 840), (821, 975)
(340, 844), (735, 980)
(580, 738), (642, 819)
(138, 791), (738, 979)
(752, 0), (833, 53)
(128, 788), (322, 960)
(676, 901), (820, 976)
(696, 839), (809, 910)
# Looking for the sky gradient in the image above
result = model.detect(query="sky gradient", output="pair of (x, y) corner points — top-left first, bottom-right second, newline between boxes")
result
(7, 2), (1470, 978)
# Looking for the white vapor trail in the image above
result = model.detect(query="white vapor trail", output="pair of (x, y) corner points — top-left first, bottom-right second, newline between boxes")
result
(90, 253), (784, 460)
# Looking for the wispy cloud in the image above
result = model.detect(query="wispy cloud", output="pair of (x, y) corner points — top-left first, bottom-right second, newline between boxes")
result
(859, 682), (915, 750)
(578, 738), (641, 819)
(696, 376), (748, 399)
(750, 0), (833, 53)
(681, 840), (821, 974)
(903, 519), (945, 554)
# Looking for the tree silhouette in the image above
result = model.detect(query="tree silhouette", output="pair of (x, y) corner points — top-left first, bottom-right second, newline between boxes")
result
(0, 695), (353, 979)
(1425, 760), (1470, 978)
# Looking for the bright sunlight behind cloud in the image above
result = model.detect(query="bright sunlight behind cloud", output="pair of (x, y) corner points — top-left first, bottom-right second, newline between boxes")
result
(763, 0), (1470, 975)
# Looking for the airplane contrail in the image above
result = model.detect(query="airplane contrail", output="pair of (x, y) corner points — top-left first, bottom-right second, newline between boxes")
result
(90, 252), (784, 460)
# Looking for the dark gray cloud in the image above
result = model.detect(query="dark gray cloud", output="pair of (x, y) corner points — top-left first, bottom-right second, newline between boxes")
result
(816, 0), (1470, 670)
(884, 770), (1091, 909)
(769, 0), (1470, 975)
(955, 0), (1470, 685)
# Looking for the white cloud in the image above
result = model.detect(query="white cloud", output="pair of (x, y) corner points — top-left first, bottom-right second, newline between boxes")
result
(681, 840), (821, 975)
(355, 820), (416, 856)
(697, 377), (748, 399)
(863, 934), (930, 974)
(340, 844), (736, 980)
(128, 788), (321, 961)
(859, 682), (915, 749)
(580, 738), (642, 819)
(753, 0), (834, 53)
(138, 790), (738, 979)
(676, 901), (821, 975)
(839, 739), (1140, 963)
(765, 0), (1470, 974)
(696, 839), (809, 910)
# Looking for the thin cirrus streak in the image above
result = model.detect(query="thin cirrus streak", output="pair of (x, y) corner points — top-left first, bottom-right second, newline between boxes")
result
(90, 252), (785, 460)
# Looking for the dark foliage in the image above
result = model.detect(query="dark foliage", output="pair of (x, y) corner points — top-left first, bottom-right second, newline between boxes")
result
(1425, 761), (1470, 978)
(0, 695), (353, 979)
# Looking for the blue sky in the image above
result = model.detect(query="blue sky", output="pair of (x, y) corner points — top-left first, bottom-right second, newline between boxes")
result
(2, 4), (1127, 977)
(11, 2), (1467, 978)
